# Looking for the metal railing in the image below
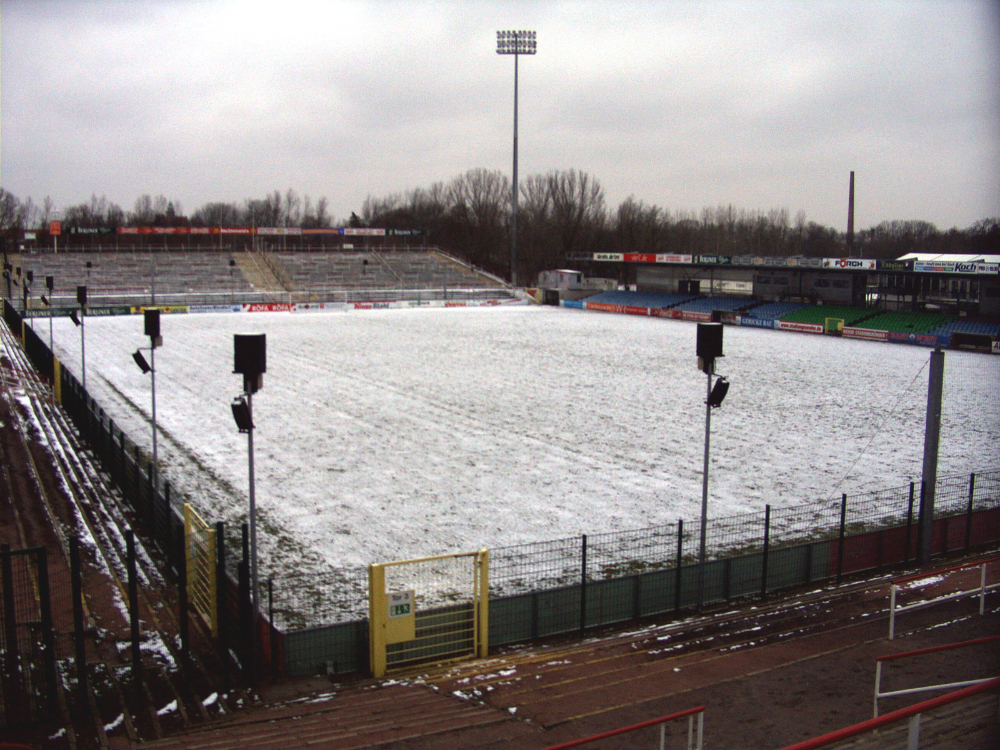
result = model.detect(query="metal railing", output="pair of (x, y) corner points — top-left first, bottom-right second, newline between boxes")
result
(874, 634), (1000, 718)
(888, 556), (999, 639)
(541, 706), (705, 750)
(778, 677), (1000, 750)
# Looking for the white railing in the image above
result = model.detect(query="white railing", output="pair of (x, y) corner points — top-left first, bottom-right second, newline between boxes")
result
(888, 556), (999, 639)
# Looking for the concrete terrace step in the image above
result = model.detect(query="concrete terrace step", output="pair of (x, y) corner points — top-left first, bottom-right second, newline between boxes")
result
(135, 683), (515, 750)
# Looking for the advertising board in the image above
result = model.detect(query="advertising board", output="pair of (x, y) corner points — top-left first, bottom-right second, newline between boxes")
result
(843, 327), (888, 342)
(779, 321), (824, 334)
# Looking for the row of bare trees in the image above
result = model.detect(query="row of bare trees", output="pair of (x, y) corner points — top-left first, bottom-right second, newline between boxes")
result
(3, 177), (997, 283)
(360, 169), (999, 281)
(0, 189), (335, 234)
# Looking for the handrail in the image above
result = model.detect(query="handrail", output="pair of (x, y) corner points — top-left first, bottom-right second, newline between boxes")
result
(889, 558), (997, 639)
(877, 633), (1000, 663)
(892, 555), (998, 585)
(873, 634), (1000, 717)
(541, 706), (705, 750)
(779, 676), (1000, 750)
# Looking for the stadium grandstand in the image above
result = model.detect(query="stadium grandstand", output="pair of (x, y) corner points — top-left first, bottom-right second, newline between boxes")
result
(3, 234), (512, 309)
(550, 250), (1000, 353)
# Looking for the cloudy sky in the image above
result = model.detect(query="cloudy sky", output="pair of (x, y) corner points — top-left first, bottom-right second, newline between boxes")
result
(2, 0), (998, 231)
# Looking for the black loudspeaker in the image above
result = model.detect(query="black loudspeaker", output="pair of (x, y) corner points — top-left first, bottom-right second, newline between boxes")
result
(46, 276), (54, 291)
(234, 334), (266, 376)
(77, 285), (87, 305)
(696, 323), (724, 360)
(144, 309), (161, 339)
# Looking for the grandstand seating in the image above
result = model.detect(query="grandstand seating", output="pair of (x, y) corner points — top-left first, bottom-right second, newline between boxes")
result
(740, 301), (809, 320)
(672, 296), (753, 313)
(854, 311), (956, 333)
(582, 290), (695, 308)
(13, 250), (253, 297)
(929, 319), (1000, 337)
(272, 250), (500, 293)
(778, 305), (873, 326)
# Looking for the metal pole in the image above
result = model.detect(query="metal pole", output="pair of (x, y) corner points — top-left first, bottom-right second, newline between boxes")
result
(511, 49), (519, 288)
(151, 344), (157, 484)
(246, 390), (260, 653)
(697, 366), (713, 610)
(80, 306), (86, 393)
(918, 347), (944, 565)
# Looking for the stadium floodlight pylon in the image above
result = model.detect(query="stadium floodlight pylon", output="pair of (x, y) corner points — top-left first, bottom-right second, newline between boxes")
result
(496, 29), (536, 288)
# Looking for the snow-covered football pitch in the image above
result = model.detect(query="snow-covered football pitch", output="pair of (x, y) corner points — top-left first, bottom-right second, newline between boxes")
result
(45, 305), (1000, 583)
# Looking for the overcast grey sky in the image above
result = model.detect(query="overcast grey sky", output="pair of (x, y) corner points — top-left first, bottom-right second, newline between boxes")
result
(2, 0), (998, 231)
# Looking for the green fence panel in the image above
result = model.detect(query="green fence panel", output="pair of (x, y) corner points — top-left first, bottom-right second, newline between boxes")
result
(283, 620), (368, 677)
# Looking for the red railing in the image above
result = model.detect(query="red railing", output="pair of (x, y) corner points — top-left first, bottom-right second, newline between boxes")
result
(541, 706), (705, 750)
(873, 634), (1000, 717)
(778, 676), (1000, 750)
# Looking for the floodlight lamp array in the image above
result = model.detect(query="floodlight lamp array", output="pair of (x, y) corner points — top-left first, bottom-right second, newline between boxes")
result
(496, 29), (537, 55)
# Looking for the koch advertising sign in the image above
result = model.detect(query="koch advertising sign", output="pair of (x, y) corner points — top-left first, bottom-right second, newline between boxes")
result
(823, 258), (877, 270)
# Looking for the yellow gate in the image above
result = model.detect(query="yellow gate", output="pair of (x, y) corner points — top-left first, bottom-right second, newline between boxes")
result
(369, 550), (488, 678)
(184, 504), (217, 637)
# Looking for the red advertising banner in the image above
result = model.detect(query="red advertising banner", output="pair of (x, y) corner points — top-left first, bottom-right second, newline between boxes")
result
(244, 303), (292, 313)
(623, 253), (657, 263)
(585, 302), (622, 313)
(623, 305), (651, 316)
(49, 220), (61, 235)
(653, 309), (682, 319)
(656, 254), (693, 264)
(680, 311), (712, 322)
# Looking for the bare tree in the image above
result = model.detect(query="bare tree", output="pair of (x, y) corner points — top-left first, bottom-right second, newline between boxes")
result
(283, 188), (301, 227)
(0, 188), (20, 232)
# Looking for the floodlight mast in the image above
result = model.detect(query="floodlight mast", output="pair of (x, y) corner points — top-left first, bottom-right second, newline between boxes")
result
(496, 29), (536, 288)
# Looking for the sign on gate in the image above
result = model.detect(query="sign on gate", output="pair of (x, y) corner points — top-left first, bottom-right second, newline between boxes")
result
(369, 550), (489, 678)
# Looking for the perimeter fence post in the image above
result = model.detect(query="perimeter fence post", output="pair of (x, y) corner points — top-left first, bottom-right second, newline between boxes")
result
(177, 531), (189, 663)
(126, 530), (142, 684)
(915, 481), (926, 562)
(965, 473), (976, 552)
(215, 521), (229, 689)
(579, 534), (587, 636)
(239, 523), (254, 685)
(904, 483), (915, 565)
(836, 493), (847, 585)
(35, 547), (59, 714)
(1, 543), (22, 703)
(760, 504), (771, 601)
(674, 520), (683, 616)
(163, 481), (172, 566)
(69, 536), (88, 697)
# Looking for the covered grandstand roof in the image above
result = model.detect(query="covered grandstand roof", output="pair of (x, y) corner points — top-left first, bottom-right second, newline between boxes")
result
(898, 252), (1000, 264)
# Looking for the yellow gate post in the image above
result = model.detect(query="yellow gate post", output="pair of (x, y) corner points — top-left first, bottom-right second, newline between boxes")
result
(183, 503), (218, 637)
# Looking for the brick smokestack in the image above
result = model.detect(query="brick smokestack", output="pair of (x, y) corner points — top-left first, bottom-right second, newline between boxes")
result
(847, 171), (855, 257)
